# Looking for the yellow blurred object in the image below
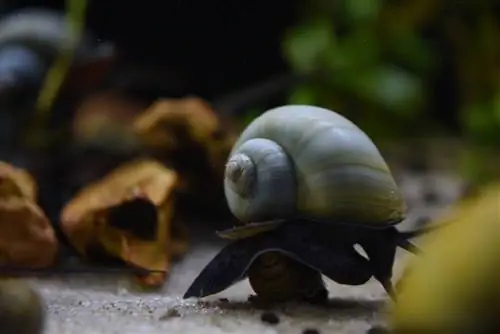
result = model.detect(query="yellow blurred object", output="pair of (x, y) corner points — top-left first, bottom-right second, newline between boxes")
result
(28, 0), (88, 146)
(389, 182), (500, 334)
(60, 159), (187, 287)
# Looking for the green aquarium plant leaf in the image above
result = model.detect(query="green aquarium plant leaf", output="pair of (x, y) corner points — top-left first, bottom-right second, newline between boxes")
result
(289, 85), (320, 105)
(283, 19), (336, 74)
(345, 0), (380, 24)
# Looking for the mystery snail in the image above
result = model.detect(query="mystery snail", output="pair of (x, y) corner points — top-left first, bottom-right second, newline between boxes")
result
(184, 105), (426, 303)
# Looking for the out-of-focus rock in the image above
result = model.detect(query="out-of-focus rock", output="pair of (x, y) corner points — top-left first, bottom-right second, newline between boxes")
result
(60, 158), (185, 287)
(72, 90), (149, 153)
(0, 279), (45, 334)
(0, 162), (58, 269)
(133, 97), (237, 222)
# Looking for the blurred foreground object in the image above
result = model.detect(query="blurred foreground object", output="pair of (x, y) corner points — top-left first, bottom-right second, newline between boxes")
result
(389, 182), (500, 333)
(0, 162), (58, 269)
(60, 159), (186, 287)
(0, 279), (45, 334)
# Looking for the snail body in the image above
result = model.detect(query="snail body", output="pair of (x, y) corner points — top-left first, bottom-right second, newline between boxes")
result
(184, 105), (424, 303)
(246, 250), (327, 303)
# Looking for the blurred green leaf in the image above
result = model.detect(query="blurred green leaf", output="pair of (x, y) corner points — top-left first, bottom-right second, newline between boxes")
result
(386, 31), (436, 74)
(241, 109), (263, 127)
(345, 0), (380, 24)
(460, 148), (497, 186)
(289, 85), (320, 105)
(282, 0), (500, 184)
(462, 102), (500, 145)
(339, 31), (381, 69)
(283, 19), (336, 74)
(463, 103), (488, 135)
(356, 66), (422, 115)
(493, 90), (500, 124)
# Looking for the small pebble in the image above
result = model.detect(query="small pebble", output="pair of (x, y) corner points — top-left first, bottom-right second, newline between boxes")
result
(260, 311), (280, 325)
(302, 328), (320, 334)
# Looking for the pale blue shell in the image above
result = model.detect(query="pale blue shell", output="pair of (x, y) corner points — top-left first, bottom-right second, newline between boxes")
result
(223, 105), (406, 226)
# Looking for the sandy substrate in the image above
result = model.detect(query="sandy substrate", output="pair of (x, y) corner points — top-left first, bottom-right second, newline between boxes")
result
(34, 247), (414, 334)
(27, 171), (462, 334)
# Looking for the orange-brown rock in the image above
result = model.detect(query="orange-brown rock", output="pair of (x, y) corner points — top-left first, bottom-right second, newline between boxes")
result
(60, 158), (184, 287)
(0, 162), (57, 269)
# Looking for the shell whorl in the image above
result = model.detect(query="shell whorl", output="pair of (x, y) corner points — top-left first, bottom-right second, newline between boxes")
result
(225, 153), (256, 198)
(224, 105), (406, 227)
(224, 138), (296, 223)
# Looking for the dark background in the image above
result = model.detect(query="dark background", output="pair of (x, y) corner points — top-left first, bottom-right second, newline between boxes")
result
(3, 0), (298, 100)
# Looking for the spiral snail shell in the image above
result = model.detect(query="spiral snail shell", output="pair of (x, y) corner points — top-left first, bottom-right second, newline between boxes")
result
(224, 105), (405, 227)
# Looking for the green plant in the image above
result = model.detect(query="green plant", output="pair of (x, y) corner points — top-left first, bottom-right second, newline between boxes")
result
(282, 0), (500, 184)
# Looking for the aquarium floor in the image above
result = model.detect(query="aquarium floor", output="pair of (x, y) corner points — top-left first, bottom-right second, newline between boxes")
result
(33, 246), (415, 334)
(30, 171), (462, 334)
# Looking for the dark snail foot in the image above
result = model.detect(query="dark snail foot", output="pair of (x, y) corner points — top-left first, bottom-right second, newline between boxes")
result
(183, 219), (421, 300)
(358, 226), (417, 301)
(183, 221), (372, 299)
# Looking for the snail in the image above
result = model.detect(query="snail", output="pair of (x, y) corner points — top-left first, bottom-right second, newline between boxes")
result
(389, 182), (500, 334)
(183, 105), (428, 303)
